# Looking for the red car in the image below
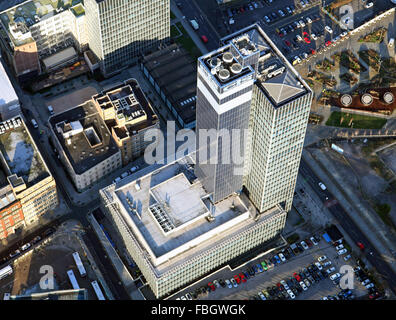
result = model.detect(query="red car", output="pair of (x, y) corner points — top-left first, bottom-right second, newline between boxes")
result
(325, 40), (332, 47)
(239, 273), (247, 283)
(233, 274), (241, 284)
(276, 282), (284, 291)
(284, 40), (291, 46)
(208, 282), (216, 291)
(201, 35), (208, 43)
(293, 272), (302, 282)
(310, 48), (316, 54)
(357, 242), (365, 250)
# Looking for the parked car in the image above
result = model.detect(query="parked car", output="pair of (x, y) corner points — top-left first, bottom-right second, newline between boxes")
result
(258, 291), (266, 300)
(233, 275), (241, 284)
(130, 166), (139, 173)
(239, 273), (247, 283)
(278, 253), (286, 262)
(344, 254), (352, 261)
(318, 256), (327, 262)
(325, 25), (333, 34)
(314, 262), (323, 270)
(213, 280), (221, 288)
(338, 249), (348, 255)
(311, 33), (318, 40)
(300, 241), (309, 250)
(208, 282), (216, 291)
(293, 272), (302, 281)
(287, 289), (295, 299)
(304, 278), (311, 287)
(330, 273), (341, 281)
(185, 293), (193, 300)
(299, 281), (308, 291)
(280, 280), (289, 290)
(323, 261), (332, 267)
(366, 283), (375, 289)
(230, 278), (238, 287)
(21, 243), (31, 251)
(225, 279), (232, 288)
(326, 267), (336, 274)
(9, 250), (21, 258)
(219, 279), (226, 287)
(261, 261), (268, 270)
(32, 236), (42, 244)
(336, 244), (344, 251)
(362, 279), (371, 286)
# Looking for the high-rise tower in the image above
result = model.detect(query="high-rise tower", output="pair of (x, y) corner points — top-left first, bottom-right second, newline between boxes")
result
(85, 0), (170, 77)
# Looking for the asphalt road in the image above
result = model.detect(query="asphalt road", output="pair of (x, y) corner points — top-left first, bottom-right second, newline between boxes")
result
(299, 158), (396, 295)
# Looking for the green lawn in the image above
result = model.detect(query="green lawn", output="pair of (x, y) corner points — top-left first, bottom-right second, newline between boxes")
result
(170, 10), (176, 19)
(170, 25), (181, 38)
(325, 111), (387, 129)
(174, 22), (202, 60)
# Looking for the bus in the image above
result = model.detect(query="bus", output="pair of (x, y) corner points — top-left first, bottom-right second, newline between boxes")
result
(72, 252), (86, 277)
(67, 270), (80, 290)
(0, 265), (13, 281)
(91, 280), (106, 300)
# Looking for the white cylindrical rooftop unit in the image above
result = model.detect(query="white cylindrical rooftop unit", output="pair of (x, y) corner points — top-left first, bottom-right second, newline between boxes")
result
(383, 92), (394, 104)
(209, 57), (221, 68)
(340, 94), (352, 107)
(361, 93), (373, 105)
(222, 52), (233, 64)
(218, 68), (230, 81)
(230, 63), (242, 74)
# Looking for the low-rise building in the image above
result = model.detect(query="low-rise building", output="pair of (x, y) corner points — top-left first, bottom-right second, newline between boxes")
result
(49, 78), (159, 191)
(140, 44), (197, 129)
(0, 116), (58, 239)
(100, 154), (287, 298)
(49, 101), (122, 192)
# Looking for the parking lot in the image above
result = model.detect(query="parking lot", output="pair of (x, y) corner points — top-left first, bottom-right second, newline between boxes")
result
(172, 233), (377, 300)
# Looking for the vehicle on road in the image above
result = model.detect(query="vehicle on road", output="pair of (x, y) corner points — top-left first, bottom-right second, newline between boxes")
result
(0, 265), (13, 280)
(190, 19), (199, 30)
(318, 182), (327, 190)
(201, 35), (208, 43)
(357, 242), (365, 250)
(31, 119), (38, 129)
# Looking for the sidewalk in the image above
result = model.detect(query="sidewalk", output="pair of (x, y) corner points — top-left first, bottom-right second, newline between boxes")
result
(302, 149), (396, 275)
(170, 1), (209, 55)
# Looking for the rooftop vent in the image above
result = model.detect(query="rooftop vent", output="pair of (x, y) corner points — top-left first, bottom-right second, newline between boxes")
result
(383, 92), (394, 104)
(230, 63), (242, 74)
(361, 93), (373, 105)
(209, 57), (221, 68)
(340, 94), (352, 107)
(218, 68), (230, 81)
(222, 52), (233, 64)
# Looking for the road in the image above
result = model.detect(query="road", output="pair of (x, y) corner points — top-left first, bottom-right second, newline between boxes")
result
(299, 158), (396, 295)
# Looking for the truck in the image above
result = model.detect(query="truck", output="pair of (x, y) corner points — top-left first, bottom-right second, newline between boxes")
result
(190, 19), (199, 30)
(47, 105), (54, 115)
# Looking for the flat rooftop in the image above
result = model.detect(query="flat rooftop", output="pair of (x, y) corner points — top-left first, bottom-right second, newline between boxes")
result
(0, 0), (84, 45)
(222, 24), (310, 107)
(142, 44), (197, 126)
(102, 153), (284, 275)
(0, 60), (19, 106)
(0, 116), (49, 187)
(49, 101), (119, 174)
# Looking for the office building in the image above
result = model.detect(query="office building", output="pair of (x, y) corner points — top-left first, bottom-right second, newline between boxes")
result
(99, 24), (312, 298)
(0, 116), (58, 239)
(0, 60), (21, 120)
(84, 0), (170, 77)
(0, 0), (86, 83)
(49, 79), (159, 191)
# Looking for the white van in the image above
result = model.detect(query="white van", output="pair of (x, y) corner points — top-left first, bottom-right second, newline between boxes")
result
(388, 38), (394, 47)
(47, 105), (54, 115)
(31, 119), (38, 129)
(190, 19), (199, 30)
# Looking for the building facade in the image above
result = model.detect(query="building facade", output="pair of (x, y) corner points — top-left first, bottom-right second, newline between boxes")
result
(0, 116), (58, 239)
(84, 0), (170, 77)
